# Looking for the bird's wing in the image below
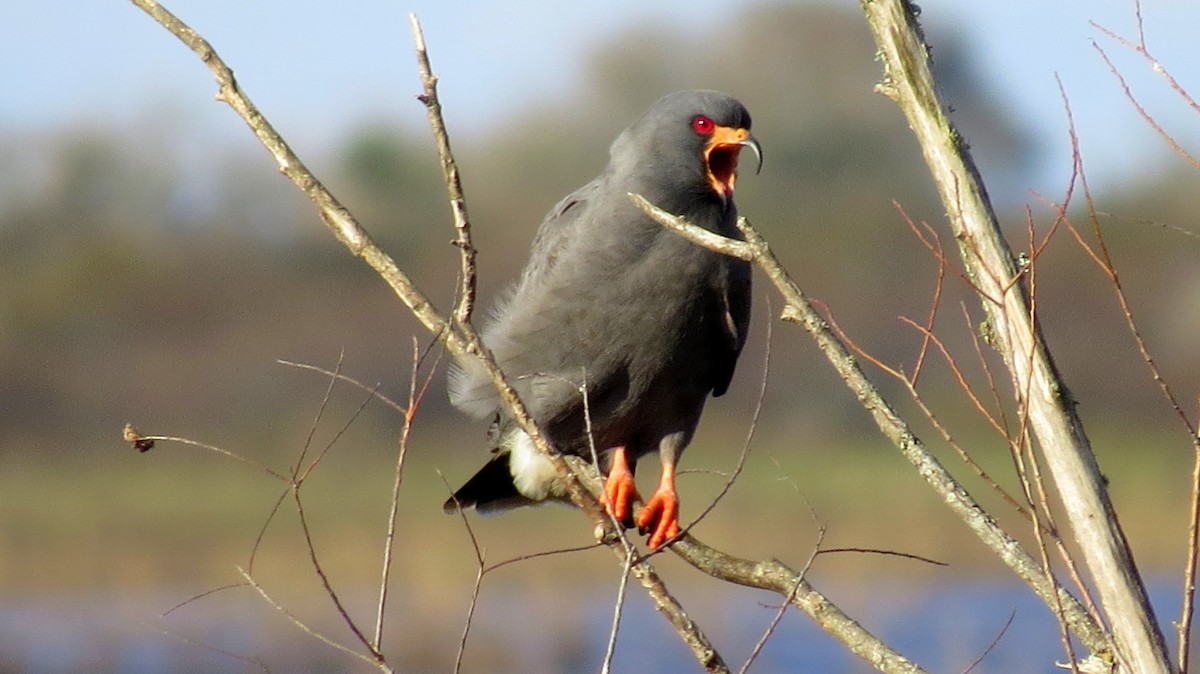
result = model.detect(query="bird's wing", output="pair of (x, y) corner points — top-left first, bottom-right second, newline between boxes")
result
(518, 179), (600, 291)
(447, 179), (604, 420)
(712, 258), (752, 397)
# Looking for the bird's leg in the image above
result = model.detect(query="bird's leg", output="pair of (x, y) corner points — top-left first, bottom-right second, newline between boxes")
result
(637, 455), (680, 549)
(600, 445), (641, 527)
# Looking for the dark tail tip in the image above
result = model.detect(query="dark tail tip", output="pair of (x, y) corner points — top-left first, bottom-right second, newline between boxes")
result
(443, 453), (527, 514)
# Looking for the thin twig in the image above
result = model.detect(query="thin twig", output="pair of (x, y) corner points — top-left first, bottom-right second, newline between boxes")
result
(738, 527), (826, 674)
(374, 337), (439, 650)
(601, 547), (638, 674)
(237, 567), (387, 671)
(159, 583), (248, 618)
(818, 548), (948, 567)
(889, 201), (952, 387)
(481, 543), (605, 575)
(1019, 209), (1080, 674)
(294, 489), (380, 661)
(1184, 422), (1200, 674)
(277, 359), (406, 413)
(248, 487), (290, 574)
(409, 14), (477, 326)
(1089, 40), (1200, 172)
(292, 349), (344, 480)
(145, 623), (271, 673)
(297, 380), (380, 483)
(959, 609), (1016, 674)
(576, 370), (641, 551)
(456, 565), (485, 674)
(131, 434), (287, 482)
(1093, 10), (1200, 115)
(443, 470), (488, 674)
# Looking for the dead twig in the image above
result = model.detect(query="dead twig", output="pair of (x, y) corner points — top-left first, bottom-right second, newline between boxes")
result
(237, 566), (389, 671)
(374, 337), (441, 651)
(409, 15), (477, 325)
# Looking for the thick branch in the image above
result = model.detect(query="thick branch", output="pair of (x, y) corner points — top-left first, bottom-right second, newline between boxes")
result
(631, 193), (1110, 657)
(566, 457), (928, 674)
(860, 1), (1170, 672)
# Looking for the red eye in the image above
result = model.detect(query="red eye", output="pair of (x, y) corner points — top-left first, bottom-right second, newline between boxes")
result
(692, 115), (715, 135)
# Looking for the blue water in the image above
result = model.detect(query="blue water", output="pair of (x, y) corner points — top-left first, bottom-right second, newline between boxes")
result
(0, 578), (1190, 673)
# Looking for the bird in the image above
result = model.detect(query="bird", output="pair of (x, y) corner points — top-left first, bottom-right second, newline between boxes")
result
(444, 90), (760, 549)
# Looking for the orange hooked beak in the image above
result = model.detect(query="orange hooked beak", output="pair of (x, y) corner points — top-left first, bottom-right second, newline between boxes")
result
(704, 126), (763, 198)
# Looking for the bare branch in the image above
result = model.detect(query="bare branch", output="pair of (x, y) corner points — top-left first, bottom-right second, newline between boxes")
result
(738, 526), (825, 674)
(629, 193), (755, 260)
(959, 609), (1016, 674)
(819, 548), (948, 567)
(374, 337), (439, 650)
(128, 0), (467, 377)
(277, 359), (407, 413)
(481, 543), (604, 575)
(123, 429), (287, 483)
(297, 377), (379, 484)
(248, 486), (290, 575)
(409, 14), (478, 325)
(291, 349), (345, 478)
(1089, 40), (1200, 172)
(294, 487), (380, 661)
(601, 547), (637, 674)
(859, 0), (1168, 669)
(146, 623), (271, 674)
(237, 567), (388, 671)
(159, 583), (247, 618)
(565, 456), (928, 674)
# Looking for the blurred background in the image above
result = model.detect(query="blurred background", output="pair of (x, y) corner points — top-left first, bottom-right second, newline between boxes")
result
(2, 1), (1199, 672)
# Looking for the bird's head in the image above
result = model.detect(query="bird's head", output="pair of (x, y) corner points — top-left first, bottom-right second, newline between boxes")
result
(613, 90), (762, 206)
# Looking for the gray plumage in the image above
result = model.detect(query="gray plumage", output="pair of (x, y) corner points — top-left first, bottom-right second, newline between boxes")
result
(445, 90), (756, 520)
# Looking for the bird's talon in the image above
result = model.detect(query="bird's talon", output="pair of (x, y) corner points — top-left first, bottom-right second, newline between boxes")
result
(602, 448), (641, 528)
(637, 489), (680, 549)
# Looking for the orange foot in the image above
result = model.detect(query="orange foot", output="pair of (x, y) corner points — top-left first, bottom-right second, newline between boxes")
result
(637, 469), (680, 549)
(600, 446), (641, 526)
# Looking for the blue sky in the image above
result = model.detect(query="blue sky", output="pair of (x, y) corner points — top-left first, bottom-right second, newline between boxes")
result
(3, 1), (1198, 196)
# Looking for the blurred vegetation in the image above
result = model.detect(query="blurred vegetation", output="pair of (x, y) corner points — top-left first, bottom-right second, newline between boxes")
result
(2, 6), (1198, 667)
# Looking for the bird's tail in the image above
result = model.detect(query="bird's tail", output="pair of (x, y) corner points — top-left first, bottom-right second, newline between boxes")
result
(442, 452), (534, 515)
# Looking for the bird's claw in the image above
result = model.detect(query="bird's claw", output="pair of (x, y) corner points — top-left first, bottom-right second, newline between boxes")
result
(601, 465), (641, 528)
(637, 489), (680, 549)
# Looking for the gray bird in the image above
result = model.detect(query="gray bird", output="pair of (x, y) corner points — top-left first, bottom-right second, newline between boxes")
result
(445, 90), (760, 549)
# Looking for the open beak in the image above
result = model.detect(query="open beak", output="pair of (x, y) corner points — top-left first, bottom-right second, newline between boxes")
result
(704, 126), (763, 198)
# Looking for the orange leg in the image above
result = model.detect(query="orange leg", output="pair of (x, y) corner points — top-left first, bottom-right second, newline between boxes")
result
(637, 462), (680, 549)
(600, 446), (641, 526)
